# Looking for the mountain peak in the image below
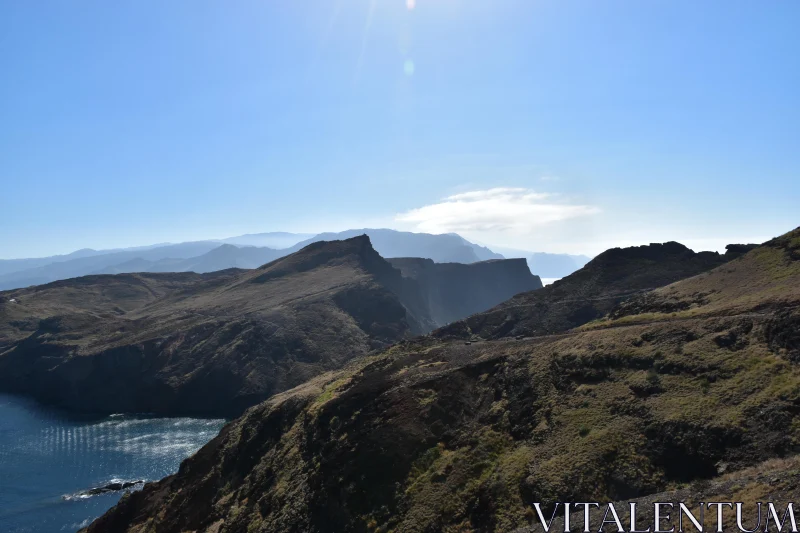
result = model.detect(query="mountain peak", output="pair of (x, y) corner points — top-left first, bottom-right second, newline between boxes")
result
(250, 234), (387, 282)
(285, 229), (501, 264)
(590, 241), (694, 264)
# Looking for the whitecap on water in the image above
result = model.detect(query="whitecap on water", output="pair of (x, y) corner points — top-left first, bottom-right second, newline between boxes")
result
(0, 394), (226, 533)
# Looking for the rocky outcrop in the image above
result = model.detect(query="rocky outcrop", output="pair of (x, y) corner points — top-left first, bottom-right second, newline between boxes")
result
(64, 480), (145, 500)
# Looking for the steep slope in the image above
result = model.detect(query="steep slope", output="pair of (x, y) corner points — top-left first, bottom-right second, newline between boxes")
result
(520, 454), (800, 533)
(437, 241), (756, 340)
(287, 229), (504, 264)
(85, 228), (800, 533)
(388, 258), (542, 325)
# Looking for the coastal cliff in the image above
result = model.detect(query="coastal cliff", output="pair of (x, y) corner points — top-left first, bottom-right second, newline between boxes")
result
(388, 257), (542, 326)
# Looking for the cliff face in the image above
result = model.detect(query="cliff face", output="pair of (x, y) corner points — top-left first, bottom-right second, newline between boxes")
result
(83, 228), (800, 533)
(0, 236), (530, 417)
(436, 241), (753, 340)
(388, 257), (542, 326)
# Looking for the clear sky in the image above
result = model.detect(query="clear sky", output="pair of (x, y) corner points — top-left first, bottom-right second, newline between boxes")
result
(1, 0), (798, 259)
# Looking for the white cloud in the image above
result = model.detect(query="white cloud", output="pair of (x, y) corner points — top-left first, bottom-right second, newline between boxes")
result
(395, 187), (600, 234)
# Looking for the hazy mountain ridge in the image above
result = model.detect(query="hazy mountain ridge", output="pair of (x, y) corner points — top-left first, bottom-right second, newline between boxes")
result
(0, 241), (226, 290)
(90, 244), (285, 276)
(218, 231), (315, 249)
(285, 229), (505, 263)
(494, 247), (592, 278)
(0, 229), (593, 291)
(0, 236), (539, 417)
(82, 228), (800, 533)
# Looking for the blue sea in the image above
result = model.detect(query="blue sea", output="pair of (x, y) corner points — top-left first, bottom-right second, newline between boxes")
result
(0, 394), (225, 533)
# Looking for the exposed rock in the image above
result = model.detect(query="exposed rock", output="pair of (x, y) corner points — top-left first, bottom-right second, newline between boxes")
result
(724, 243), (759, 257)
(387, 257), (542, 326)
(65, 480), (145, 500)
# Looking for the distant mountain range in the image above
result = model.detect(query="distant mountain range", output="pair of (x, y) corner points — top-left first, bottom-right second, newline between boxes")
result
(0, 229), (588, 290)
(284, 229), (504, 263)
(492, 247), (591, 278)
(90, 244), (284, 276)
(218, 231), (315, 249)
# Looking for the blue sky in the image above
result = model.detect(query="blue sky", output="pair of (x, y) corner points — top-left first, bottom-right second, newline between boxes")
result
(1, 0), (798, 258)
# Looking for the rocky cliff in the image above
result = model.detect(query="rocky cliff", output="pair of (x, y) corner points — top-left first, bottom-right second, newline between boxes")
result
(388, 257), (542, 326)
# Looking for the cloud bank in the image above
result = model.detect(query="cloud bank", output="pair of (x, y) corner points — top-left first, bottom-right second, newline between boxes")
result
(395, 188), (600, 235)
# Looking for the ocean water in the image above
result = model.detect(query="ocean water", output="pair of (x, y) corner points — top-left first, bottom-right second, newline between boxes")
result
(0, 394), (225, 533)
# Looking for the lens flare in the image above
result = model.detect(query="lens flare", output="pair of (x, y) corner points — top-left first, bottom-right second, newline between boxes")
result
(404, 59), (415, 76)
(406, 0), (416, 10)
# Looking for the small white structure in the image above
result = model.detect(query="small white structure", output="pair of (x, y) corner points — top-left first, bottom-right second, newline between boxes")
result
(8, 299), (16, 303)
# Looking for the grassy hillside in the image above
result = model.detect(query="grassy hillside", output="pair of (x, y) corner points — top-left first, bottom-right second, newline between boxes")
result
(85, 228), (800, 533)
